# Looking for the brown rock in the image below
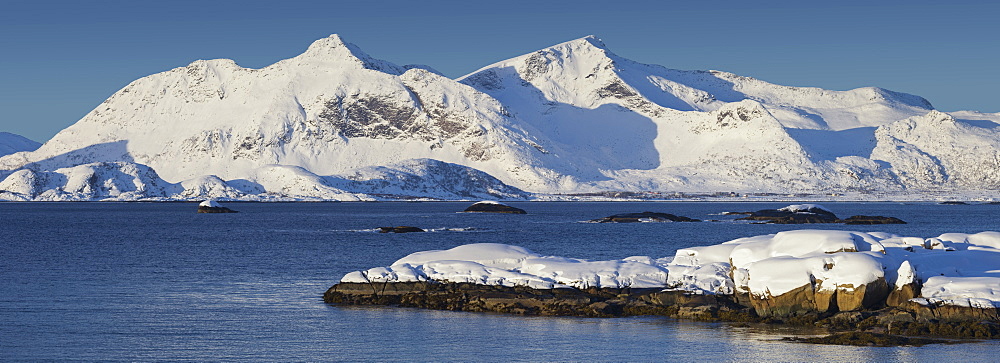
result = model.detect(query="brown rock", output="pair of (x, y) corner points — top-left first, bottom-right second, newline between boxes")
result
(749, 278), (889, 317)
(886, 282), (921, 307)
(901, 300), (1000, 322)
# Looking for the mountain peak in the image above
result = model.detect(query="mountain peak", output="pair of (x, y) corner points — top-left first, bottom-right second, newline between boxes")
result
(579, 35), (607, 49)
(548, 34), (611, 54)
(296, 34), (405, 75)
(306, 34), (349, 51)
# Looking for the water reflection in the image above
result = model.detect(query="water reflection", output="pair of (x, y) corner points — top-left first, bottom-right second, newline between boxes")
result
(324, 306), (999, 362)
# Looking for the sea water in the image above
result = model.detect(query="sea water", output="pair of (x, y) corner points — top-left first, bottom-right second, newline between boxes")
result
(2, 201), (999, 361)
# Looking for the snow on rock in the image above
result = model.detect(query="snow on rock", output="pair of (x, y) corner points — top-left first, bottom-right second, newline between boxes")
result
(778, 204), (832, 214)
(341, 230), (1000, 309)
(462, 200), (527, 213)
(342, 243), (670, 289)
(199, 199), (221, 208)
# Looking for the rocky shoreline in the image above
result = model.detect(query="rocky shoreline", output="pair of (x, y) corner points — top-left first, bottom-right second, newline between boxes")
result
(324, 282), (1000, 345)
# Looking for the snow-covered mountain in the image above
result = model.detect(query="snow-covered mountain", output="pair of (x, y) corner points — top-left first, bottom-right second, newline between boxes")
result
(456, 35), (990, 193)
(0, 34), (997, 200)
(0, 132), (40, 157)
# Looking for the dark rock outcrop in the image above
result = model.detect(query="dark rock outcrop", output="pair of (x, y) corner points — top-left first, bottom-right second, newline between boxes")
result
(197, 200), (238, 213)
(733, 206), (906, 225)
(198, 206), (238, 213)
(462, 201), (526, 214)
(842, 215), (907, 225)
(378, 226), (425, 233)
(738, 207), (839, 224)
(588, 211), (700, 223)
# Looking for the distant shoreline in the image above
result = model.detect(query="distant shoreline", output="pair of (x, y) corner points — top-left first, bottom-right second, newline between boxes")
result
(0, 198), (996, 203)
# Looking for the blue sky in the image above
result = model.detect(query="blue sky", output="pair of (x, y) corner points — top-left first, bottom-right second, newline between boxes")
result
(1, 0), (997, 142)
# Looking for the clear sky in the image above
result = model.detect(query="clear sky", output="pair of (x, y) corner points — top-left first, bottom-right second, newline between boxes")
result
(1, 0), (997, 143)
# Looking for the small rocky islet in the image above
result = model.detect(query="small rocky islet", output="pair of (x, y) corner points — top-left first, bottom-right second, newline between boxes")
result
(727, 204), (906, 224)
(587, 211), (699, 223)
(378, 226), (425, 233)
(462, 201), (527, 214)
(196, 200), (238, 213)
(587, 204), (904, 225)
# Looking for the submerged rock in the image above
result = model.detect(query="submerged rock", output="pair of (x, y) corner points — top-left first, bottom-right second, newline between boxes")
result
(197, 200), (238, 213)
(462, 201), (526, 214)
(588, 211), (700, 223)
(782, 332), (948, 347)
(378, 226), (425, 233)
(842, 215), (907, 225)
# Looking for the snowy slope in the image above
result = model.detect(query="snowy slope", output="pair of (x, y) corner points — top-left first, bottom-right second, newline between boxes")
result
(458, 35), (936, 192)
(0, 34), (997, 200)
(459, 35), (932, 132)
(873, 111), (1000, 189)
(0, 132), (41, 157)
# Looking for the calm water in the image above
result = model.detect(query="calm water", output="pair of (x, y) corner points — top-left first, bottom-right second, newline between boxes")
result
(2, 201), (999, 361)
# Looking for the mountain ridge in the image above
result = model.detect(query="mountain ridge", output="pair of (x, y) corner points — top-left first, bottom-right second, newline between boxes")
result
(1, 34), (997, 201)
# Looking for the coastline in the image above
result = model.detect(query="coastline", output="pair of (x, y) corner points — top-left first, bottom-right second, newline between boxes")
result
(324, 281), (1000, 345)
